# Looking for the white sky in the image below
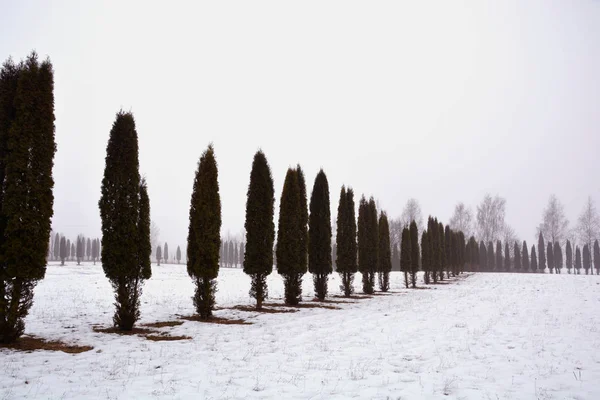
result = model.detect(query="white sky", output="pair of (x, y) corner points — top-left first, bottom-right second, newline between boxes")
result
(2, 1), (599, 250)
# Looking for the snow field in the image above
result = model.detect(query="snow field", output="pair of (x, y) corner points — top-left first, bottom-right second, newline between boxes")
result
(1, 264), (599, 399)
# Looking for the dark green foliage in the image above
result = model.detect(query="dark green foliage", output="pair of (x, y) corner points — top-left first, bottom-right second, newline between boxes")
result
(176, 246), (181, 264)
(277, 168), (305, 305)
(514, 242), (521, 271)
(99, 111), (151, 331)
(538, 232), (546, 273)
(582, 244), (590, 275)
(163, 243), (169, 264)
(296, 165), (308, 274)
(467, 236), (477, 271)
(547, 242), (554, 274)
(53, 233), (60, 261)
(60, 237), (67, 265)
(243, 151), (275, 309)
(186, 145), (221, 319)
(504, 242), (510, 272)
(479, 242), (487, 272)
(86, 238), (91, 261)
(594, 240), (600, 275)
(76, 236), (84, 265)
(421, 231), (430, 284)
(0, 54), (57, 343)
(409, 221), (419, 286)
(400, 227), (411, 288)
(531, 245), (538, 272)
(495, 241), (502, 272)
(156, 245), (162, 266)
(444, 225), (451, 278)
(428, 218), (439, 282)
(358, 197), (378, 294)
(377, 212), (391, 292)
(554, 242), (562, 273)
(487, 241), (495, 272)
(336, 186), (357, 297)
(522, 241), (529, 272)
(575, 246), (582, 274)
(566, 240), (573, 273)
(308, 170), (332, 300)
(438, 221), (445, 281)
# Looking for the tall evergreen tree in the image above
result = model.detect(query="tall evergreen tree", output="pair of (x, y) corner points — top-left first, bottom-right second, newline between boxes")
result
(538, 232), (546, 273)
(156, 245), (162, 266)
(308, 170), (333, 300)
(583, 244), (591, 275)
(377, 212), (391, 292)
(91, 238), (98, 265)
(422, 231), (430, 283)
(277, 168), (305, 305)
(496, 241), (503, 272)
(514, 242), (521, 271)
(467, 236), (477, 271)
(400, 226), (411, 288)
(336, 186), (357, 297)
(554, 242), (563, 274)
(409, 221), (419, 287)
(163, 243), (169, 265)
(99, 111), (151, 330)
(86, 237), (92, 261)
(233, 243), (238, 267)
(358, 196), (378, 293)
(243, 151), (275, 309)
(531, 245), (538, 273)
(488, 241), (495, 271)
(566, 240), (573, 274)
(228, 241), (234, 268)
(60, 236), (67, 265)
(504, 242), (511, 272)
(70, 242), (75, 261)
(176, 245), (182, 264)
(575, 246), (582, 274)
(594, 240), (600, 275)
(547, 242), (554, 274)
(479, 241), (487, 272)
(438, 221), (445, 281)
(186, 145), (221, 319)
(522, 241), (529, 272)
(76, 236), (84, 265)
(444, 225), (452, 278)
(53, 233), (60, 261)
(296, 165), (308, 277)
(67, 239), (71, 260)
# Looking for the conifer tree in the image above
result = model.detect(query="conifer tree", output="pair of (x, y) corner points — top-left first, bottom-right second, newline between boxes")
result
(566, 240), (573, 274)
(504, 242), (511, 272)
(547, 242), (554, 274)
(277, 168), (305, 305)
(53, 233), (60, 261)
(76, 236), (83, 265)
(336, 186), (358, 297)
(583, 244), (591, 275)
(479, 242), (487, 272)
(575, 246), (582, 274)
(233, 243), (238, 267)
(163, 243), (169, 265)
(554, 242), (563, 274)
(91, 238), (97, 265)
(438, 221), (445, 281)
(176, 245), (182, 264)
(67, 239), (71, 260)
(400, 226), (411, 288)
(538, 232), (546, 273)
(522, 241), (529, 272)
(377, 212), (391, 292)
(458, 232), (466, 274)
(531, 245), (538, 272)
(594, 240), (600, 275)
(514, 242), (521, 271)
(60, 236), (67, 265)
(186, 145), (221, 319)
(444, 225), (452, 278)
(99, 111), (151, 330)
(243, 151), (275, 309)
(488, 241), (495, 271)
(467, 236), (477, 271)
(296, 165), (308, 276)
(422, 231), (430, 283)
(409, 221), (419, 287)
(156, 245), (162, 266)
(70, 242), (75, 261)
(228, 242), (234, 268)
(495, 241), (502, 272)
(86, 237), (91, 261)
(308, 170), (333, 300)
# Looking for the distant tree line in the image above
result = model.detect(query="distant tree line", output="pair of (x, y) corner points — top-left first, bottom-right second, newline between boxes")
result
(48, 232), (101, 265)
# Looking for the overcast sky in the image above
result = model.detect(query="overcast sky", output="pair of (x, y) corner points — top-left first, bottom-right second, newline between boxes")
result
(2, 1), (599, 250)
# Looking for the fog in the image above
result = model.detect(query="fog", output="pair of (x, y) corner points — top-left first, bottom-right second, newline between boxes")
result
(2, 1), (599, 250)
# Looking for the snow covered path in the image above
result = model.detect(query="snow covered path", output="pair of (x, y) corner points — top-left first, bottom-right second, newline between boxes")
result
(1, 264), (599, 399)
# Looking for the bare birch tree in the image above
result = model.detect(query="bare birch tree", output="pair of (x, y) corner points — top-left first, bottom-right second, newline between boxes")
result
(538, 194), (569, 247)
(449, 202), (474, 237)
(476, 194), (506, 244)
(577, 196), (600, 263)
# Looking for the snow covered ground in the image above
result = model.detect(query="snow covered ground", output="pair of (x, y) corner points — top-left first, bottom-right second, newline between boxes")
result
(1, 264), (599, 399)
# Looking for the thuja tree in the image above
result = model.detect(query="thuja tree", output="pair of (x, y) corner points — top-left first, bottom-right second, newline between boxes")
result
(495, 241), (502, 273)
(504, 242), (511, 272)
(377, 212), (391, 292)
(438, 221), (445, 281)
(547, 242), (554, 274)
(522, 241), (529, 272)
(0, 53), (57, 343)
(176, 246), (181, 264)
(187, 145), (221, 319)
(575, 246), (582, 274)
(554, 242), (563, 274)
(277, 168), (305, 305)
(243, 151), (275, 309)
(514, 242), (521, 272)
(60, 236), (67, 266)
(296, 166), (308, 277)
(409, 221), (419, 286)
(538, 233), (546, 273)
(444, 225), (452, 278)
(583, 244), (591, 275)
(156, 245), (162, 266)
(594, 240), (600, 275)
(99, 111), (151, 330)
(479, 242), (487, 272)
(336, 186), (357, 297)
(308, 170), (332, 300)
(428, 218), (439, 282)
(566, 240), (573, 274)
(531, 245), (538, 272)
(487, 241), (495, 272)
(421, 231), (430, 283)
(358, 196), (378, 294)
(400, 227), (411, 288)
(163, 243), (169, 265)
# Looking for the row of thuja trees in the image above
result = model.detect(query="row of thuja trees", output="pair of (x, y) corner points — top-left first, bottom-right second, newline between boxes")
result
(465, 234), (600, 274)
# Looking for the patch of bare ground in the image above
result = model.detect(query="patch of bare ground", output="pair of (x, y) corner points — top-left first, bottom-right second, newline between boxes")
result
(332, 294), (374, 300)
(0, 336), (93, 354)
(263, 302), (341, 310)
(145, 334), (191, 342)
(310, 299), (356, 304)
(178, 315), (252, 325)
(229, 305), (297, 314)
(141, 321), (184, 328)
(92, 326), (158, 335)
